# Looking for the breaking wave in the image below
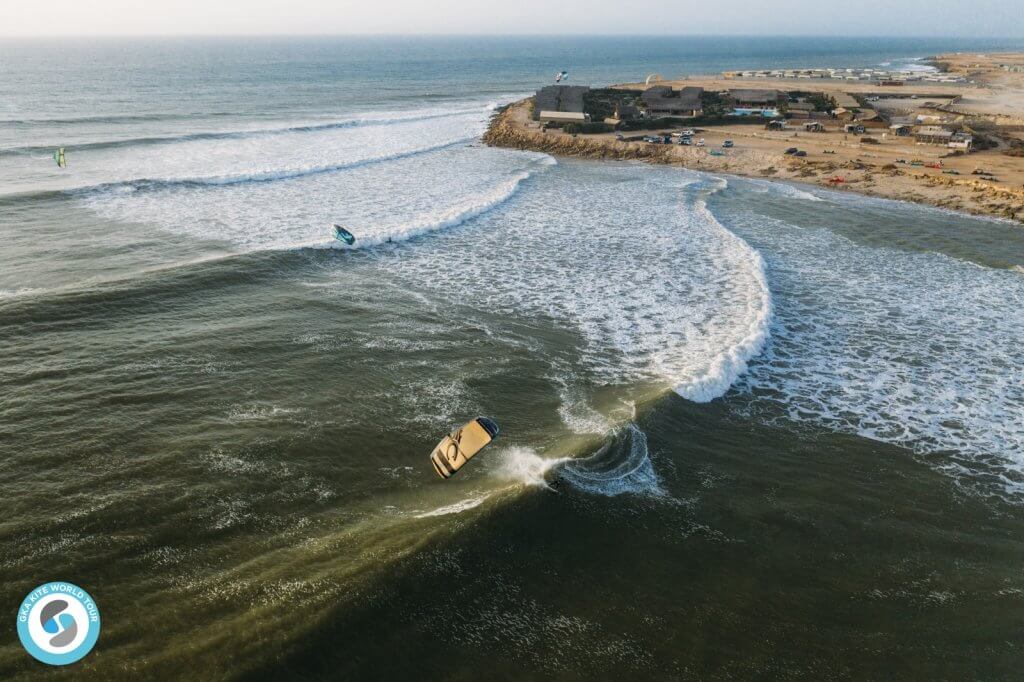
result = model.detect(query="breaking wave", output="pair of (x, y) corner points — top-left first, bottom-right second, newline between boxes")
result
(723, 205), (1024, 499)
(672, 186), (772, 403)
(2, 107), (491, 156)
(558, 424), (663, 497)
(305, 168), (536, 251)
(76, 136), (476, 195)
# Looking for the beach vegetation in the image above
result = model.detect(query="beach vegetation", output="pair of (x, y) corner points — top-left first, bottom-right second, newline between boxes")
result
(582, 88), (643, 121)
(700, 90), (728, 117)
(807, 92), (837, 112)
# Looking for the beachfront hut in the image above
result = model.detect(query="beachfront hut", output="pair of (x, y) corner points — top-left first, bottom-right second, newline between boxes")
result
(604, 103), (642, 126)
(785, 101), (815, 119)
(727, 88), (786, 114)
(640, 86), (704, 117)
(889, 124), (913, 136)
(803, 121), (825, 132)
(832, 92), (860, 109)
(832, 107), (854, 121)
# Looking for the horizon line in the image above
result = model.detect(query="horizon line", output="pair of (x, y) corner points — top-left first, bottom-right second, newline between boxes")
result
(1, 32), (1021, 40)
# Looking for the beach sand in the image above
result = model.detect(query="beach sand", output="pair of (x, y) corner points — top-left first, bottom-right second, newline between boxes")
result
(486, 57), (1024, 224)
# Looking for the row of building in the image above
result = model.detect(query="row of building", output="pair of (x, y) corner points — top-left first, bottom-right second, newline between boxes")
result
(533, 84), (786, 124)
(722, 67), (965, 85)
(532, 84), (973, 150)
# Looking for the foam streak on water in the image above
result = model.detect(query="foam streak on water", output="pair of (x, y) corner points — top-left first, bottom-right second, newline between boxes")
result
(723, 206), (1024, 496)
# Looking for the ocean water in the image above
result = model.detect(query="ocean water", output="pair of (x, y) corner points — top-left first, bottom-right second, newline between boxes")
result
(2, 36), (1024, 680)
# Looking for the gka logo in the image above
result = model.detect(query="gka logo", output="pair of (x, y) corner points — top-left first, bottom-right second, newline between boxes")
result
(17, 582), (100, 665)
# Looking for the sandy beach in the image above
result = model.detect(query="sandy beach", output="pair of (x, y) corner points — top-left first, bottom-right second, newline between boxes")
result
(485, 53), (1024, 223)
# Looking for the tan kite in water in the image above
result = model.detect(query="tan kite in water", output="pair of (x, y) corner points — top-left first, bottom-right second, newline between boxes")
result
(429, 417), (499, 479)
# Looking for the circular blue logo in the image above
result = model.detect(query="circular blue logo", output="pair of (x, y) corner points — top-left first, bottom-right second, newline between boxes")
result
(16, 582), (100, 666)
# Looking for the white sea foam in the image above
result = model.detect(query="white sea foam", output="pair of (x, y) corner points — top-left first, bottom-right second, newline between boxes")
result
(493, 447), (570, 489)
(743, 178), (824, 203)
(671, 194), (772, 402)
(414, 496), (489, 518)
(386, 165), (773, 419)
(559, 424), (664, 497)
(307, 168), (535, 251)
(52, 107), (492, 200)
(726, 207), (1024, 494)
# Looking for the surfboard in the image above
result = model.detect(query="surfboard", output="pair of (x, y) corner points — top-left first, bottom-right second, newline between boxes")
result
(429, 417), (499, 479)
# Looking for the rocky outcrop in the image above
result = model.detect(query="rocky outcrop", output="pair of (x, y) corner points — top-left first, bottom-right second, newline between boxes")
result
(483, 104), (677, 163)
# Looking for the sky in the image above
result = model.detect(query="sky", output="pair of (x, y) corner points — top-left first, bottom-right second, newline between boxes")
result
(1, 0), (1022, 37)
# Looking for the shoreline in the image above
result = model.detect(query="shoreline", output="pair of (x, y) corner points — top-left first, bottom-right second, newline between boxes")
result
(484, 54), (1024, 224)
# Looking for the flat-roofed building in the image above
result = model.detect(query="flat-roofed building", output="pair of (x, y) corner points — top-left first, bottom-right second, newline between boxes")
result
(538, 111), (590, 124)
(641, 86), (704, 117)
(915, 125), (954, 144)
(948, 132), (973, 150)
(533, 85), (590, 120)
(728, 88), (785, 108)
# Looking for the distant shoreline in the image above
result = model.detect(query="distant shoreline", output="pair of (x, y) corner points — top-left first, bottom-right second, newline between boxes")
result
(485, 53), (1024, 224)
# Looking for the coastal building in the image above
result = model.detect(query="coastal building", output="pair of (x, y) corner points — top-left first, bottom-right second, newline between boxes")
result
(855, 110), (886, 128)
(785, 101), (815, 119)
(915, 125), (954, 145)
(604, 103), (641, 126)
(948, 132), (974, 150)
(640, 86), (704, 117)
(803, 121), (825, 132)
(832, 107), (855, 121)
(533, 85), (590, 121)
(538, 111), (590, 125)
(726, 89), (784, 117)
(889, 123), (913, 136)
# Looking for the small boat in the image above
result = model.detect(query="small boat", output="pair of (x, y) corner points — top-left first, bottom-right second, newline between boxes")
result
(333, 225), (356, 245)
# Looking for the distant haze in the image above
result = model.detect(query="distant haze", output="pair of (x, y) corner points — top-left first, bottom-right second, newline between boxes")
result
(1, 0), (1022, 37)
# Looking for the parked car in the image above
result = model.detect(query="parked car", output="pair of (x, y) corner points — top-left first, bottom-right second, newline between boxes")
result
(785, 147), (799, 155)
(696, 139), (706, 147)
(678, 137), (692, 146)
(723, 140), (734, 148)
(794, 150), (807, 157)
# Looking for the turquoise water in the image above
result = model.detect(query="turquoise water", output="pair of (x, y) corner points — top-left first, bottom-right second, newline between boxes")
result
(2, 37), (1024, 680)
